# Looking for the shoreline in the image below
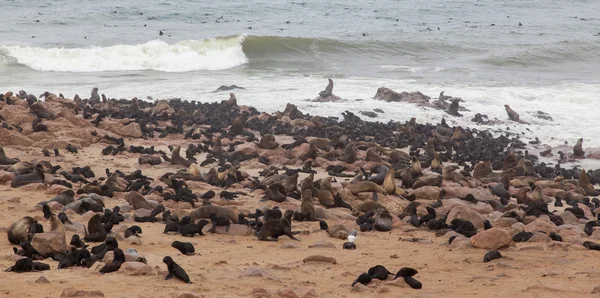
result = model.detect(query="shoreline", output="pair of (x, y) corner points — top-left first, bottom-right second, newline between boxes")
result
(1, 89), (600, 297)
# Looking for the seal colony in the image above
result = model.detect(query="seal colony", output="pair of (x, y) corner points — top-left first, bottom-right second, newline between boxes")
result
(1, 85), (600, 297)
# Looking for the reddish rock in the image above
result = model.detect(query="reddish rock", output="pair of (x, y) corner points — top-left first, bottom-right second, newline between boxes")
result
(0, 127), (34, 146)
(524, 216), (559, 234)
(0, 104), (36, 126)
(470, 228), (512, 250)
(410, 186), (441, 200)
(119, 262), (154, 276)
(60, 287), (104, 297)
(45, 184), (69, 195)
(31, 232), (67, 256)
(0, 171), (15, 184)
(445, 206), (485, 229)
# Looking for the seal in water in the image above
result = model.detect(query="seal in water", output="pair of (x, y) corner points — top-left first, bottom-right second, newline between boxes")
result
(257, 210), (299, 241)
(504, 104), (519, 122)
(171, 241), (195, 255)
(212, 85), (246, 92)
(163, 256), (192, 283)
(318, 78), (334, 97)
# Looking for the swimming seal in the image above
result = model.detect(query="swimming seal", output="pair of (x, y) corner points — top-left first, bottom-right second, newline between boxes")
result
(504, 104), (519, 122)
(163, 256), (192, 283)
(300, 189), (317, 221)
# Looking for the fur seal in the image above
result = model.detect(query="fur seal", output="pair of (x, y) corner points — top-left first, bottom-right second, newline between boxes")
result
(84, 214), (106, 242)
(327, 224), (349, 240)
(258, 134), (279, 149)
(579, 168), (599, 196)
(138, 155), (162, 165)
(300, 189), (317, 221)
(338, 144), (357, 164)
(5, 258), (50, 273)
(411, 156), (422, 177)
(319, 78), (334, 97)
(99, 248), (125, 273)
(0, 147), (18, 165)
(352, 272), (372, 287)
(318, 177), (336, 208)
(208, 213), (231, 233)
(300, 173), (319, 197)
(374, 210), (392, 231)
(573, 138), (584, 157)
(483, 250), (502, 262)
(169, 146), (192, 167)
(46, 190), (75, 206)
(264, 183), (287, 203)
(257, 210), (299, 241)
(383, 167), (396, 194)
(504, 105), (519, 121)
(365, 147), (382, 162)
(346, 181), (386, 195)
(352, 200), (387, 216)
(368, 165), (388, 185)
(163, 256), (192, 283)
(189, 205), (238, 223)
(473, 161), (493, 179)
(124, 226), (143, 238)
(300, 143), (318, 161)
(230, 116), (245, 135)
(126, 191), (153, 210)
(11, 167), (45, 188)
(7, 216), (38, 245)
(172, 241), (195, 255)
(394, 267), (422, 289)
(446, 99), (462, 117)
(181, 219), (209, 237)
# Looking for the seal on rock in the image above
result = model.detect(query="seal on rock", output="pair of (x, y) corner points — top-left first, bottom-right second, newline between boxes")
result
(504, 104), (519, 122)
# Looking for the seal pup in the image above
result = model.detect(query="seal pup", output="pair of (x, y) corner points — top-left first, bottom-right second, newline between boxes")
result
(338, 144), (357, 164)
(504, 104), (519, 121)
(172, 241), (195, 255)
(258, 134), (279, 149)
(163, 256), (192, 284)
(257, 210), (299, 241)
(394, 267), (422, 289)
(208, 213), (231, 233)
(7, 216), (38, 245)
(84, 214), (106, 242)
(368, 265), (392, 280)
(124, 226), (143, 238)
(99, 248), (125, 273)
(573, 138), (584, 157)
(264, 183), (287, 203)
(181, 219), (209, 237)
(5, 258), (50, 273)
(300, 189), (317, 221)
(319, 78), (334, 97)
(352, 272), (372, 286)
(483, 250), (502, 262)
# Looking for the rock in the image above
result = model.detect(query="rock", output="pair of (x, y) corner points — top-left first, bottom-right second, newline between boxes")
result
(373, 87), (429, 103)
(0, 104), (37, 127)
(0, 127), (34, 146)
(302, 255), (337, 264)
(560, 211), (579, 225)
(103, 251), (114, 264)
(35, 276), (50, 284)
(448, 234), (472, 250)
(99, 120), (142, 138)
(60, 287), (104, 297)
(281, 243), (298, 249)
(46, 201), (64, 212)
(528, 232), (551, 243)
(281, 287), (317, 298)
(63, 222), (85, 234)
(206, 224), (252, 236)
(20, 183), (48, 192)
(163, 200), (193, 210)
(0, 171), (15, 184)
(509, 222), (525, 236)
(119, 262), (154, 276)
(592, 285), (600, 294)
(173, 293), (204, 298)
(45, 184), (70, 195)
(125, 236), (143, 245)
(239, 267), (280, 281)
(133, 209), (152, 218)
(277, 289), (299, 298)
(445, 206), (485, 229)
(307, 241), (336, 249)
(524, 216), (559, 234)
(410, 186), (441, 200)
(31, 232), (66, 256)
(7, 197), (20, 203)
(493, 218), (518, 228)
(234, 142), (259, 156)
(470, 228), (512, 250)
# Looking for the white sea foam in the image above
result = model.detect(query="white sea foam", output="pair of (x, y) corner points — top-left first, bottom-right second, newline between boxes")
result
(0, 36), (248, 72)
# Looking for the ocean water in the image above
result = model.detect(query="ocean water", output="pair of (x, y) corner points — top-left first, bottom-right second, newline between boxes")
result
(1, 0), (600, 153)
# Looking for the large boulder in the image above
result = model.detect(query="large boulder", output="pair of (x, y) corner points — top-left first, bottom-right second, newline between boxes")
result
(0, 104), (36, 127)
(445, 206), (485, 229)
(470, 228), (512, 250)
(31, 232), (67, 256)
(0, 127), (34, 146)
(524, 216), (559, 234)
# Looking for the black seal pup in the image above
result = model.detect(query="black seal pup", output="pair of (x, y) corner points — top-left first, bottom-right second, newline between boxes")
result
(171, 241), (195, 255)
(163, 256), (192, 284)
(483, 250), (502, 262)
(208, 213), (231, 233)
(181, 219), (209, 237)
(394, 267), (422, 289)
(124, 225), (143, 238)
(257, 210), (299, 241)
(99, 248), (125, 273)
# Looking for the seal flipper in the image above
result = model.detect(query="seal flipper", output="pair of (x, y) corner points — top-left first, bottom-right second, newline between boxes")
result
(165, 273), (174, 280)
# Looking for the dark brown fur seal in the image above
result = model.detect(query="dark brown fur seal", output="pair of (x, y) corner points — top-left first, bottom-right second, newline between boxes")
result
(352, 200), (387, 216)
(29, 102), (56, 119)
(265, 183), (287, 203)
(411, 156), (422, 177)
(104, 172), (126, 192)
(580, 168), (599, 196)
(368, 165), (388, 185)
(84, 214), (106, 242)
(11, 167), (45, 187)
(301, 189), (316, 221)
(473, 161), (493, 179)
(258, 134), (279, 149)
(374, 210), (393, 231)
(189, 205), (238, 223)
(300, 173), (319, 197)
(7, 216), (38, 245)
(230, 116), (245, 135)
(504, 104), (519, 121)
(573, 138), (584, 157)
(256, 210), (299, 241)
(412, 174), (443, 189)
(319, 78), (334, 97)
(383, 167), (396, 195)
(318, 177), (336, 208)
(425, 138), (436, 160)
